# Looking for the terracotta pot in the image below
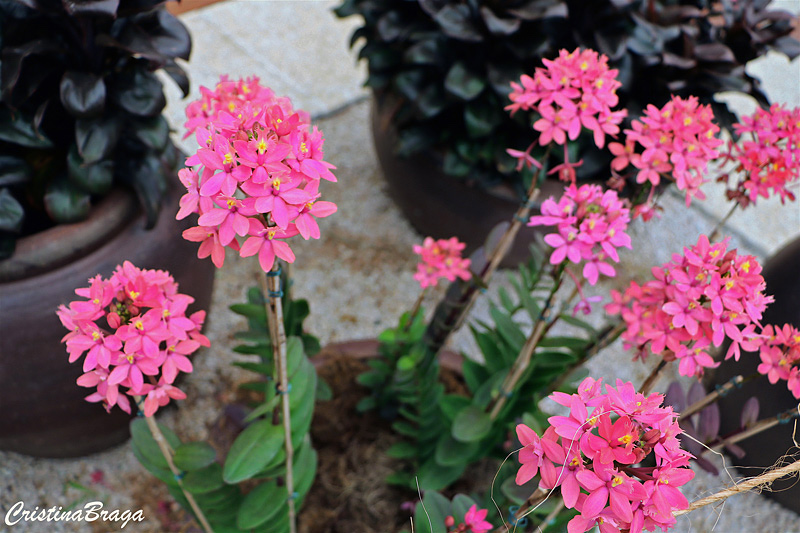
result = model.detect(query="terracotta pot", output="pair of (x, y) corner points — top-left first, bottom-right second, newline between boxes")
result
(709, 236), (800, 513)
(0, 185), (216, 458)
(370, 98), (564, 267)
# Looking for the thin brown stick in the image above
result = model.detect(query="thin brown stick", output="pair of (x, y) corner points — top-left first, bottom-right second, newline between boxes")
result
(674, 458), (800, 516)
(488, 271), (563, 420)
(264, 265), (297, 533)
(134, 399), (214, 533)
(639, 360), (667, 396)
(407, 287), (428, 328)
(705, 404), (800, 453)
(493, 488), (550, 532)
(709, 203), (738, 243)
(678, 375), (746, 421)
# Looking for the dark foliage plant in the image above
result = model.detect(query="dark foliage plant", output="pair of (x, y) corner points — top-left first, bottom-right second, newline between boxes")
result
(0, 0), (192, 258)
(335, 0), (799, 194)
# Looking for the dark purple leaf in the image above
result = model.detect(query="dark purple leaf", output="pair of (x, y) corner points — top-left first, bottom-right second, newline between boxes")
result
(111, 68), (166, 117)
(61, 0), (120, 18)
(1, 39), (58, 98)
(698, 403), (720, 442)
(479, 6), (520, 36)
(661, 52), (696, 69)
(507, 0), (566, 21)
(695, 43), (736, 63)
(687, 380), (706, 407)
(113, 9), (191, 62)
(595, 31), (628, 60)
(117, 153), (165, 228)
(75, 116), (120, 163)
(444, 62), (485, 100)
(403, 39), (442, 65)
(60, 71), (106, 118)
(162, 59), (190, 97)
(0, 107), (53, 148)
(0, 156), (31, 187)
(0, 188), (24, 233)
(67, 145), (113, 194)
(772, 36), (800, 60)
(377, 11), (405, 41)
(44, 177), (91, 223)
(724, 443), (746, 459)
(664, 381), (686, 412)
(433, 4), (483, 42)
(468, 246), (487, 275)
(740, 396), (759, 429)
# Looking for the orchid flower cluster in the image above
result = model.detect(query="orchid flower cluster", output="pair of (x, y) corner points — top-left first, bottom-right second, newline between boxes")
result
(719, 103), (800, 208)
(178, 76), (337, 272)
(516, 378), (693, 533)
(609, 95), (723, 208)
(444, 505), (493, 533)
(413, 236), (472, 289)
(757, 323), (800, 399)
(57, 262), (208, 417)
(527, 183), (632, 287)
(607, 235), (773, 377)
(507, 48), (626, 150)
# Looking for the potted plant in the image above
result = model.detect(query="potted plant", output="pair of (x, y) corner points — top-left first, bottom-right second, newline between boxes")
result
(0, 0), (216, 458)
(57, 65), (800, 532)
(334, 0), (799, 261)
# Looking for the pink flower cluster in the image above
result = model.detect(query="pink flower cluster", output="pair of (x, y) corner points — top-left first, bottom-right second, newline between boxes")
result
(507, 48), (627, 150)
(516, 378), (694, 533)
(607, 235), (773, 377)
(757, 323), (800, 399)
(528, 184), (632, 286)
(413, 237), (472, 289)
(57, 262), (208, 417)
(609, 96), (723, 207)
(444, 505), (493, 533)
(179, 76), (337, 272)
(719, 104), (800, 208)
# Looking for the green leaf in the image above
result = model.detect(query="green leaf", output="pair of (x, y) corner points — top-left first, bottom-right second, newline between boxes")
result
(132, 115), (170, 150)
(173, 442), (217, 471)
(44, 177), (91, 224)
(439, 394), (471, 422)
(130, 418), (181, 470)
(413, 490), (451, 533)
(67, 145), (113, 195)
(435, 433), (480, 467)
(288, 358), (317, 410)
(490, 307), (526, 354)
(464, 101), (502, 138)
(0, 188), (24, 233)
(285, 336), (305, 380)
(223, 420), (284, 484)
(236, 481), (285, 530)
(403, 39), (441, 65)
(537, 337), (589, 352)
(386, 441), (417, 460)
(60, 71), (106, 118)
(442, 150), (471, 177)
(231, 361), (273, 374)
(444, 62), (485, 100)
(451, 405), (492, 443)
(461, 358), (488, 395)
(417, 459), (466, 491)
(230, 302), (266, 319)
(0, 108), (52, 148)
(293, 439), (318, 500)
(356, 396), (377, 412)
(316, 377), (333, 402)
(182, 463), (224, 494)
(558, 314), (597, 335)
(534, 350), (579, 368)
(450, 494), (478, 522)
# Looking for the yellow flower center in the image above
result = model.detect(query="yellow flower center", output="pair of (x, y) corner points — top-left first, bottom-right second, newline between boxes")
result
(710, 249), (720, 258)
(223, 153), (233, 165)
(134, 319), (144, 331)
(300, 142), (309, 154)
(228, 102), (236, 112)
(129, 290), (140, 300)
(242, 84), (250, 94)
(683, 117), (692, 126)
(267, 229), (277, 240)
(272, 178), (281, 191)
(570, 457), (581, 466)
(126, 354), (135, 364)
(227, 198), (237, 209)
(618, 434), (633, 445)
(92, 331), (101, 341)
(163, 309), (171, 318)
(257, 139), (267, 154)
(580, 61), (588, 70)
(741, 260), (751, 273)
(725, 280), (735, 290)
(612, 476), (624, 487)
(595, 79), (604, 88)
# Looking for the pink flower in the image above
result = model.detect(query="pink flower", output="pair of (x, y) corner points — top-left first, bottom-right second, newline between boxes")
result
(607, 235), (772, 378)
(178, 76), (338, 273)
(529, 184), (632, 286)
(59, 262), (205, 416)
(508, 48), (626, 149)
(412, 237), (472, 289)
(239, 220), (298, 272)
(462, 505), (492, 533)
(613, 96), (723, 208)
(720, 104), (800, 208)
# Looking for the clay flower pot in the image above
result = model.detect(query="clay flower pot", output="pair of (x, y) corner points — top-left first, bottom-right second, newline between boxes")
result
(371, 97), (564, 267)
(0, 185), (216, 458)
(709, 236), (800, 513)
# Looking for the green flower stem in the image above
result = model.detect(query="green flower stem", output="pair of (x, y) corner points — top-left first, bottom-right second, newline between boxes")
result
(263, 264), (297, 533)
(133, 397), (214, 533)
(488, 264), (565, 421)
(703, 403), (800, 454)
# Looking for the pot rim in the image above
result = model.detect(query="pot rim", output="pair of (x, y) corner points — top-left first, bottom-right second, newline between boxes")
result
(0, 189), (139, 283)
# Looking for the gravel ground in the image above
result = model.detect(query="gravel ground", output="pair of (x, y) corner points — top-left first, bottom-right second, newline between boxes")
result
(2, 1), (799, 532)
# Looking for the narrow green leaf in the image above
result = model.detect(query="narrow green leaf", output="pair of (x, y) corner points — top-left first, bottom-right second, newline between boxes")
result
(451, 405), (492, 443)
(173, 442), (217, 471)
(223, 420), (283, 484)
